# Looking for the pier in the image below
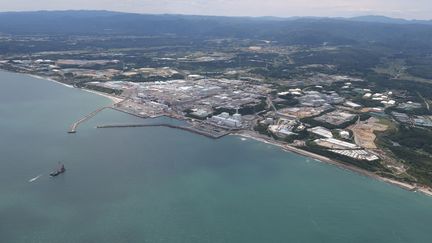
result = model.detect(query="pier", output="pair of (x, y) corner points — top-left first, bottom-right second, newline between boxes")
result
(96, 123), (230, 139)
(68, 107), (109, 133)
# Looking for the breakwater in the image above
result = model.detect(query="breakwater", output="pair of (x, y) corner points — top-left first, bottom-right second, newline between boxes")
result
(97, 123), (230, 139)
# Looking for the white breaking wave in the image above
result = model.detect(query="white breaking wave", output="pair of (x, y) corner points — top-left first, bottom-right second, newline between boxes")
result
(29, 174), (42, 182)
(28, 74), (73, 88)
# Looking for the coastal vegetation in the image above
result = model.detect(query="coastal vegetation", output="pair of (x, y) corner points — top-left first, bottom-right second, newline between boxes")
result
(1, 11), (432, 193)
(378, 126), (432, 186)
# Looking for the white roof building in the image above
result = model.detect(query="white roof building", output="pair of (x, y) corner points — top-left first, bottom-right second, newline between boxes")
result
(308, 126), (333, 138)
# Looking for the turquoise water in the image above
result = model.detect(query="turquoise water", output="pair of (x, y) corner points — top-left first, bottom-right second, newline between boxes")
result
(1, 70), (432, 242)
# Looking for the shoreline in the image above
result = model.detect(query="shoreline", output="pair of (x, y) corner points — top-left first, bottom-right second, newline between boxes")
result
(233, 131), (432, 197)
(26, 73), (123, 103)
(27, 74), (74, 89)
(5, 69), (432, 197)
(80, 88), (124, 103)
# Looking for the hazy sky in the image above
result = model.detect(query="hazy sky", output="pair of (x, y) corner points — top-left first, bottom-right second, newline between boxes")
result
(1, 0), (431, 20)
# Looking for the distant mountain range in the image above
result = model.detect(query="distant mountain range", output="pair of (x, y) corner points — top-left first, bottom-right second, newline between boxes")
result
(1, 10), (431, 26)
(347, 15), (432, 25)
(0, 10), (431, 50)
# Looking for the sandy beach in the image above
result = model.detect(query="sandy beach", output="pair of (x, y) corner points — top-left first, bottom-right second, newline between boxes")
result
(27, 73), (123, 104)
(28, 74), (74, 88)
(12, 70), (432, 197)
(234, 130), (432, 197)
(80, 88), (124, 103)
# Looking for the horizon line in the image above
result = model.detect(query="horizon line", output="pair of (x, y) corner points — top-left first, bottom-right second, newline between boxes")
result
(0, 9), (431, 22)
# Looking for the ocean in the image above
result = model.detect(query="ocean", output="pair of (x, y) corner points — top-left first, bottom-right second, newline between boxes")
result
(1, 70), (432, 242)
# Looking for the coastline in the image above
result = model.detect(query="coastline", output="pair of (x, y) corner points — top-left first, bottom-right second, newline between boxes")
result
(26, 73), (123, 103)
(233, 130), (432, 197)
(27, 74), (74, 89)
(5, 69), (432, 197)
(80, 88), (123, 103)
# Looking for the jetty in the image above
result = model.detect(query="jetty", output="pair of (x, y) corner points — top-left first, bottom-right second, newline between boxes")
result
(68, 107), (108, 133)
(96, 123), (230, 139)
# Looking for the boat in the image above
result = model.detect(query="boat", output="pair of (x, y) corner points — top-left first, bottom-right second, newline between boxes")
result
(50, 163), (66, 177)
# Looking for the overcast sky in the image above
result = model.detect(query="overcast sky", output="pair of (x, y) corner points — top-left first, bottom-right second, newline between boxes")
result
(1, 0), (431, 20)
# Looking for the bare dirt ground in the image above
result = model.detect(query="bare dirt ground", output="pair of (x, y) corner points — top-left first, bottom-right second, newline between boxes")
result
(349, 117), (388, 149)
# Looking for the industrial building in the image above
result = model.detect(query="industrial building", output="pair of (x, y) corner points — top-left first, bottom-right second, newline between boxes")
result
(308, 126), (333, 138)
(314, 138), (360, 150)
(297, 91), (344, 107)
(208, 112), (243, 128)
(330, 149), (380, 161)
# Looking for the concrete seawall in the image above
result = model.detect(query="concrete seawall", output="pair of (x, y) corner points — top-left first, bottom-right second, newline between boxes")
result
(97, 123), (230, 139)
(68, 107), (109, 133)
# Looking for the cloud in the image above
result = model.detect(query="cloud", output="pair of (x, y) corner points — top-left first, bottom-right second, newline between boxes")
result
(0, 0), (431, 20)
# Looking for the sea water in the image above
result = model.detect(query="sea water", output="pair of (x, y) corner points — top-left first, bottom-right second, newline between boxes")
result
(1, 71), (432, 242)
